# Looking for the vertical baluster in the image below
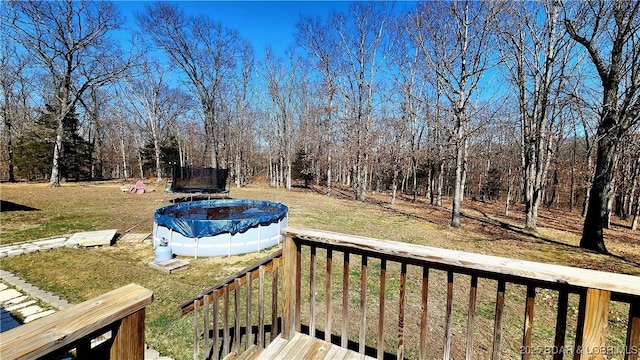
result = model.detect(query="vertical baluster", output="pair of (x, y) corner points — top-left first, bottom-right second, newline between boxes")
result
(626, 301), (640, 360)
(194, 299), (199, 360)
(342, 251), (350, 348)
(246, 272), (252, 350)
(443, 271), (454, 360)
(419, 267), (430, 360)
(258, 265), (265, 348)
(553, 290), (568, 360)
(296, 242), (302, 333)
(492, 280), (506, 360)
(213, 293), (219, 360)
(522, 286), (536, 360)
(465, 276), (478, 360)
(325, 249), (333, 343)
(234, 278), (241, 354)
(271, 258), (279, 341)
(398, 263), (407, 360)
(203, 295), (210, 359)
(378, 259), (387, 360)
(310, 245), (317, 337)
(573, 290), (586, 360)
(223, 285), (230, 356)
(359, 255), (368, 354)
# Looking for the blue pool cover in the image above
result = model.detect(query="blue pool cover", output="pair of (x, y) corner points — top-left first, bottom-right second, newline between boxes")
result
(154, 199), (288, 238)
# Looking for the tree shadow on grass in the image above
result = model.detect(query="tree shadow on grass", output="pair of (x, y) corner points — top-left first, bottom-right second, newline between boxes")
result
(462, 209), (640, 269)
(0, 200), (39, 212)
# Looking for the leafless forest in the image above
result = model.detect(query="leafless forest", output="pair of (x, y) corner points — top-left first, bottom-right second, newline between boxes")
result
(1, 1), (639, 252)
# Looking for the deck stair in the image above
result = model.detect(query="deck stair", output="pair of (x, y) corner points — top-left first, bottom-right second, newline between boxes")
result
(222, 332), (374, 360)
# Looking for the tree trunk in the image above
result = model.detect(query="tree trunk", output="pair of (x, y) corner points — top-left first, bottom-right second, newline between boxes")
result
(326, 154), (332, 196)
(580, 131), (617, 253)
(451, 140), (464, 228)
(49, 118), (64, 187)
(632, 192), (639, 231)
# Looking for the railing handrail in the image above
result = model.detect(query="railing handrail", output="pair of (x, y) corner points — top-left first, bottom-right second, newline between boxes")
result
(0, 283), (153, 360)
(282, 226), (640, 297)
(179, 249), (283, 314)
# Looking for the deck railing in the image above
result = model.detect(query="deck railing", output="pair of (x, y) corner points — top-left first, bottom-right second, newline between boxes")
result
(182, 226), (640, 360)
(0, 283), (153, 360)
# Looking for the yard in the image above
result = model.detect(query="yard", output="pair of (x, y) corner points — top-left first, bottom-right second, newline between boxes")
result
(1, 180), (638, 359)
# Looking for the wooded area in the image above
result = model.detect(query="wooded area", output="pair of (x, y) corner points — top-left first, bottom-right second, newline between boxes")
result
(1, 1), (639, 253)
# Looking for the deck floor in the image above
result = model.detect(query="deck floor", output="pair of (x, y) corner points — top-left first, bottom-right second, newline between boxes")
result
(229, 332), (375, 360)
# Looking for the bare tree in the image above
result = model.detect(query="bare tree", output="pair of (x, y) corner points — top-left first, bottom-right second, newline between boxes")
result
(296, 16), (339, 196)
(4, 0), (130, 186)
(331, 2), (392, 201)
(137, 3), (244, 169)
(498, 1), (573, 230)
(412, 0), (499, 227)
(121, 60), (189, 181)
(564, 0), (640, 253)
(0, 40), (31, 182)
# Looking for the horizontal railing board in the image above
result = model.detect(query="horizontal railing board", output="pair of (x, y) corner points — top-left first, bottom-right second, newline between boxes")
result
(282, 226), (640, 297)
(0, 283), (153, 360)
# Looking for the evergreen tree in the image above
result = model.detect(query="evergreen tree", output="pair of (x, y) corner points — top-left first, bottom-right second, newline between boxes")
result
(14, 104), (91, 180)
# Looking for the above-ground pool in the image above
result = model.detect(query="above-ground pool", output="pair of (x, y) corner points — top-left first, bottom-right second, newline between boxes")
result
(153, 199), (288, 258)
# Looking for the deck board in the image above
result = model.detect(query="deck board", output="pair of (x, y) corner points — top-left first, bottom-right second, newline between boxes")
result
(251, 333), (374, 360)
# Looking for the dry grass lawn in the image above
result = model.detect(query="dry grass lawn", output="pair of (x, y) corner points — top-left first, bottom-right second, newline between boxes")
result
(0, 180), (638, 359)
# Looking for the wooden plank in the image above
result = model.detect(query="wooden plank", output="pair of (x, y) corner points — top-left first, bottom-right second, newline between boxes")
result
(625, 301), (640, 360)
(67, 229), (117, 247)
(443, 271), (454, 360)
(419, 267), (430, 360)
(553, 291), (569, 360)
(257, 335), (288, 359)
(247, 272), (253, 350)
(492, 280), (506, 360)
(224, 285), (230, 356)
(378, 259), (386, 360)
(522, 286), (536, 360)
(579, 289), (610, 360)
(359, 255), (368, 354)
(111, 308), (146, 360)
(235, 278), (241, 353)
(310, 245), (317, 337)
(148, 258), (190, 273)
(465, 276), (477, 360)
(397, 263), (407, 360)
(342, 251), (350, 348)
(304, 338), (331, 360)
(296, 242), (302, 333)
(573, 292), (587, 360)
(213, 293), (220, 360)
(258, 265), (265, 348)
(0, 283), (152, 360)
(282, 227), (640, 297)
(117, 233), (150, 243)
(194, 299), (200, 360)
(325, 249), (333, 343)
(282, 235), (297, 340)
(204, 294), (210, 358)
(271, 258), (279, 341)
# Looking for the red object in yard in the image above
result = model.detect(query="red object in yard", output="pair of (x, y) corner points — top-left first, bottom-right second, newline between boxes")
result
(130, 180), (145, 194)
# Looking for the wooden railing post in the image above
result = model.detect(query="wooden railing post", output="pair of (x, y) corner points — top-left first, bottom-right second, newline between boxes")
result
(579, 288), (611, 360)
(111, 308), (146, 360)
(282, 235), (298, 340)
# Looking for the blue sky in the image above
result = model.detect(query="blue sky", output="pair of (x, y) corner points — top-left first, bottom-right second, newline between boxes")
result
(115, 1), (356, 59)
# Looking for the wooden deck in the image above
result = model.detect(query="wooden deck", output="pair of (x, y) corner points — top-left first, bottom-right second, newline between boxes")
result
(224, 332), (375, 360)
